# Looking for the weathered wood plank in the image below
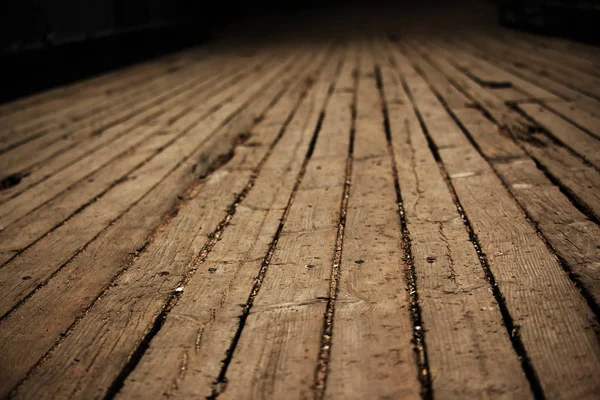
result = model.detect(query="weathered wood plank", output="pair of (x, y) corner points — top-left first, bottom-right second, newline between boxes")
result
(6, 44), (331, 400)
(379, 42), (532, 399)
(0, 59), (202, 152)
(0, 51), (297, 324)
(452, 33), (600, 117)
(542, 101), (600, 140)
(486, 28), (600, 75)
(426, 38), (558, 101)
(0, 47), (212, 128)
(461, 31), (600, 100)
(217, 45), (354, 400)
(517, 103), (600, 169)
(518, 133), (600, 223)
(401, 40), (600, 307)
(116, 45), (341, 400)
(0, 52), (260, 205)
(0, 52), (276, 259)
(325, 44), (420, 400)
(390, 41), (600, 400)
(408, 39), (600, 224)
(0, 51), (257, 176)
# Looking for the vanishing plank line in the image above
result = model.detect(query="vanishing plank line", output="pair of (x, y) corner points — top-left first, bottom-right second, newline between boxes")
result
(6, 43), (336, 400)
(0, 50), (299, 329)
(115, 44), (342, 400)
(0, 47), (210, 126)
(0, 51), (253, 175)
(0, 57), (203, 153)
(390, 40), (600, 399)
(402, 41), (600, 311)
(433, 38), (558, 102)
(450, 33), (600, 116)
(0, 52), (280, 264)
(377, 40), (532, 399)
(467, 32), (600, 101)
(486, 28), (600, 77)
(408, 39), (600, 226)
(323, 40), (422, 400)
(208, 45), (352, 400)
(312, 42), (356, 400)
(0, 52), (263, 205)
(515, 103), (600, 171)
(0, 48), (236, 152)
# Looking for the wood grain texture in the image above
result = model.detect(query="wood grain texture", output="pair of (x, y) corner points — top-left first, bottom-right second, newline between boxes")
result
(408, 38), (600, 226)
(7, 45), (328, 400)
(470, 30), (600, 99)
(1, 7), (600, 399)
(452, 34), (600, 116)
(0, 51), (256, 205)
(380, 44), (531, 399)
(390, 42), (600, 400)
(0, 52), (296, 322)
(403, 43), (600, 307)
(0, 52), (274, 258)
(517, 103), (600, 169)
(218, 45), (354, 400)
(325, 43), (420, 400)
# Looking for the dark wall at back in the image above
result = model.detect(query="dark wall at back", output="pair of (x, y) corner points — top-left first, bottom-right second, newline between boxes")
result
(2, 0), (356, 103)
(3, 0), (598, 104)
(1, 0), (219, 104)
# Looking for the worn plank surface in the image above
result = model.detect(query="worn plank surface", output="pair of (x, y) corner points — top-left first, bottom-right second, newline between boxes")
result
(1, 3), (600, 400)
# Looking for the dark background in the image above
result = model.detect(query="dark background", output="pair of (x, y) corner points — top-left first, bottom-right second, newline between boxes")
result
(1, 0), (598, 104)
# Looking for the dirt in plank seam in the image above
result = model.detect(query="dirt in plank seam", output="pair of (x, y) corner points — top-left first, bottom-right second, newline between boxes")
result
(313, 68), (358, 399)
(0, 63), (289, 273)
(505, 106), (600, 225)
(0, 123), (208, 271)
(375, 65), (434, 400)
(13, 57), (311, 398)
(4, 58), (280, 236)
(405, 42), (600, 313)
(0, 111), (165, 203)
(9, 52), (315, 398)
(534, 103), (600, 142)
(101, 60), (336, 400)
(507, 104), (600, 174)
(204, 63), (342, 400)
(205, 111), (329, 399)
(417, 42), (600, 306)
(451, 106), (600, 320)
(6, 129), (250, 398)
(0, 115), (254, 322)
(394, 52), (548, 400)
(413, 47), (600, 225)
(102, 84), (325, 400)
(0, 59), (261, 206)
(0, 62), (301, 326)
(450, 108), (600, 317)
(417, 47), (600, 321)
(528, 151), (600, 226)
(499, 76), (600, 143)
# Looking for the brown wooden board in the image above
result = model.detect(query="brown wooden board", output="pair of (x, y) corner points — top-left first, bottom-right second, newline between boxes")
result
(389, 41), (600, 399)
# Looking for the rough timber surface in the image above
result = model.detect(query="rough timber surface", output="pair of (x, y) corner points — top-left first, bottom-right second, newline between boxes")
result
(1, 3), (600, 400)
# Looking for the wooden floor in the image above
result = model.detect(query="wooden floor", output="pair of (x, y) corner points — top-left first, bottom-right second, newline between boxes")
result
(1, 4), (600, 400)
